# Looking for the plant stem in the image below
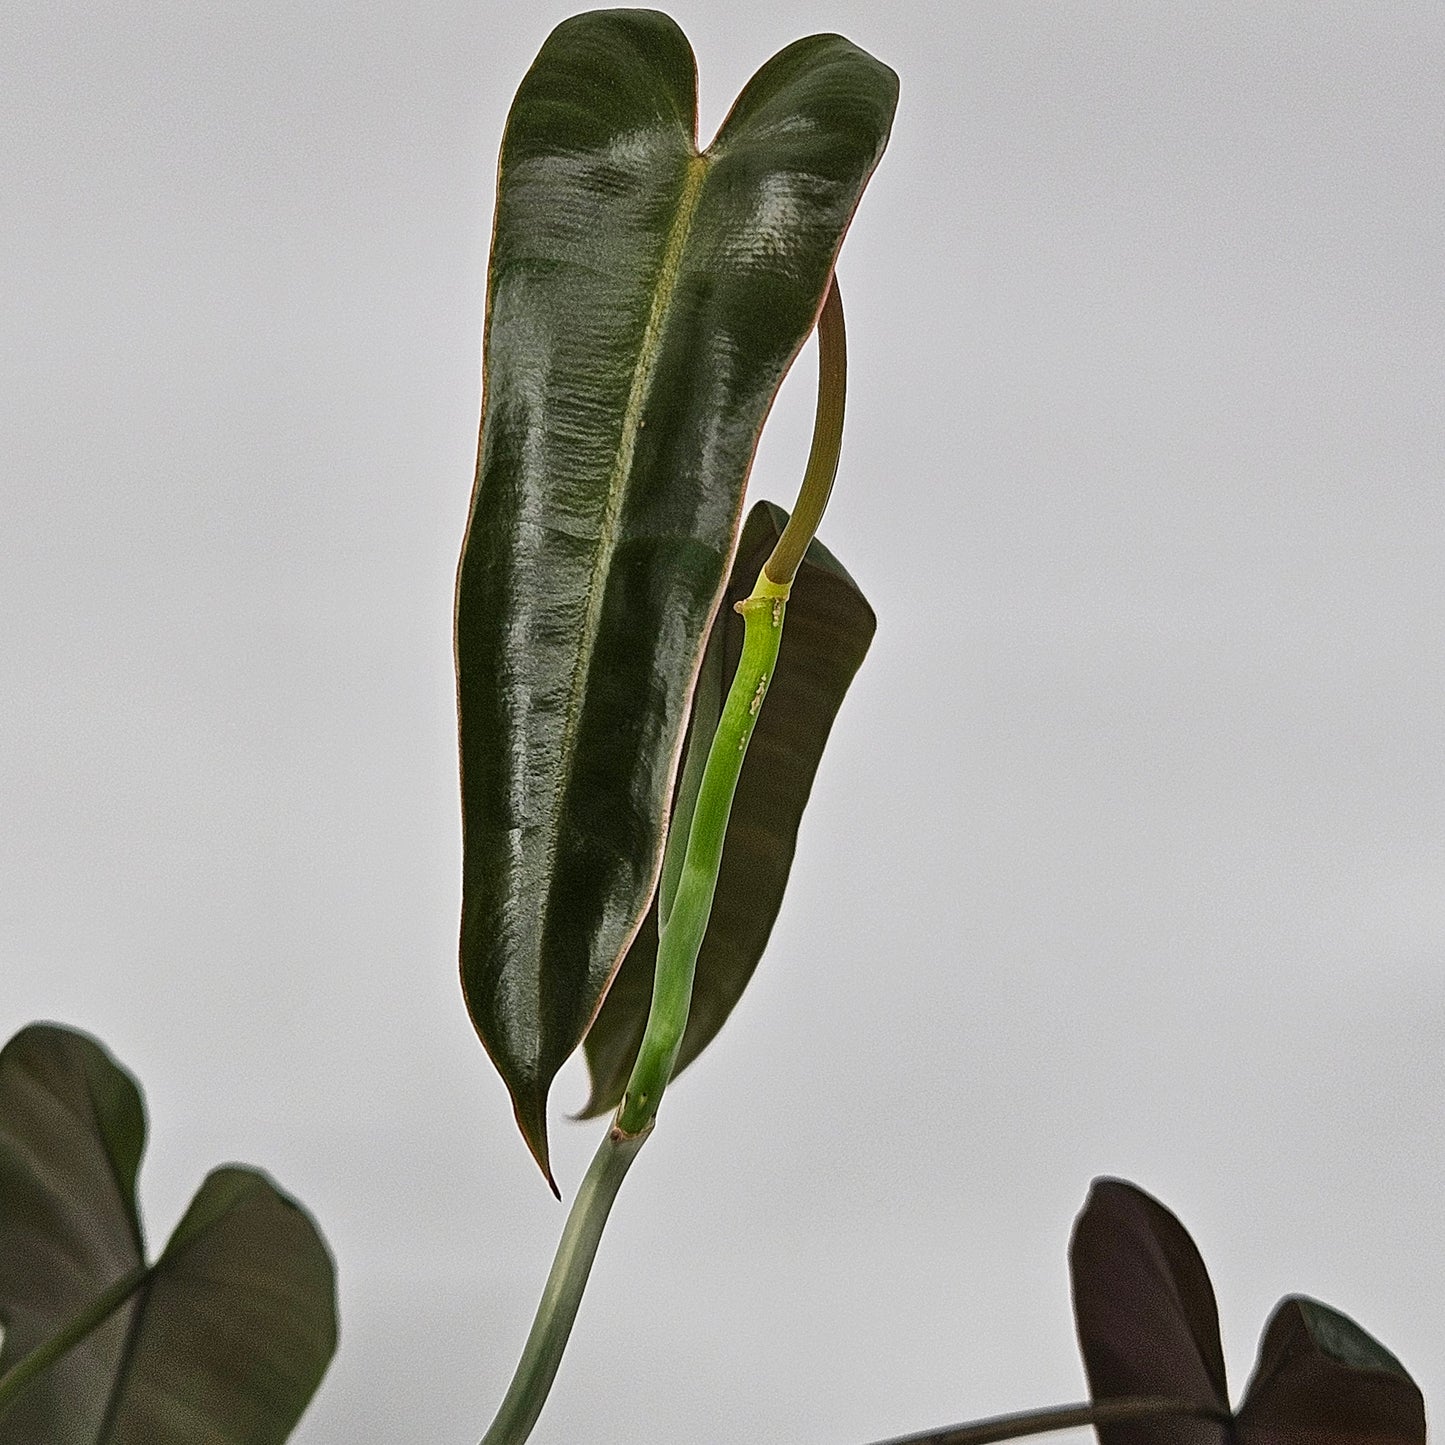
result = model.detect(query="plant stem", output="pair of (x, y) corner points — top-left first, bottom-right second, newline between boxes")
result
(764, 274), (846, 587)
(477, 586), (781, 1440)
(479, 1123), (650, 1445)
(864, 1395), (1229, 1445)
(615, 568), (790, 1137)
(480, 274), (847, 1443)
(0, 1264), (149, 1424)
(617, 269), (845, 1139)
(657, 632), (723, 933)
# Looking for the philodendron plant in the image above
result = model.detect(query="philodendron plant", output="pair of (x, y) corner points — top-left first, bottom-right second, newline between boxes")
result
(0, 10), (1428, 1445)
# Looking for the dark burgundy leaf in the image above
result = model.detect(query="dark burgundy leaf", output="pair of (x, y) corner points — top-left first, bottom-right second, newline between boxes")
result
(1070, 1178), (1232, 1445)
(1236, 1296), (1425, 1445)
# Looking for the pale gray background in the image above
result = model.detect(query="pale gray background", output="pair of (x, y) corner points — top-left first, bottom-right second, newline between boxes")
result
(3, 2), (1441, 1441)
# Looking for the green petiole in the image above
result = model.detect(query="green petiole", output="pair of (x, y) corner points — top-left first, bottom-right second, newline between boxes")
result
(619, 274), (845, 1137)
(764, 276), (846, 589)
(478, 1124), (650, 1445)
(616, 571), (790, 1135)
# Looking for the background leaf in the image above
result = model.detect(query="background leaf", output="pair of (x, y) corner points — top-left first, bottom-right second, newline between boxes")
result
(1236, 1296), (1425, 1445)
(580, 501), (875, 1117)
(0, 1024), (145, 1444)
(1069, 1178), (1232, 1445)
(0, 1024), (336, 1444)
(456, 9), (896, 1181)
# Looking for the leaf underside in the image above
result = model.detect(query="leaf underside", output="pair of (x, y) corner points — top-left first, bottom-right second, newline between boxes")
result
(456, 8), (897, 1181)
(580, 501), (875, 1117)
(0, 1024), (337, 1444)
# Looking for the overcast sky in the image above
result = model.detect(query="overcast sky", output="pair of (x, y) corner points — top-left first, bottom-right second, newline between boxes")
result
(3, 2), (1442, 1441)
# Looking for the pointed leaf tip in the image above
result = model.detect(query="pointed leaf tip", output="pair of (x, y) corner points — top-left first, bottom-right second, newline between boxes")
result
(513, 1091), (561, 1199)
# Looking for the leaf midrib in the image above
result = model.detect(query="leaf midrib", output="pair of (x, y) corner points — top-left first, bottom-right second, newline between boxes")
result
(532, 145), (712, 1049)
(92, 1181), (261, 1444)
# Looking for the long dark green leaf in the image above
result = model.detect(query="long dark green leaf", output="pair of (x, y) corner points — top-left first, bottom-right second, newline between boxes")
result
(456, 9), (896, 1182)
(0, 1024), (336, 1444)
(579, 501), (875, 1117)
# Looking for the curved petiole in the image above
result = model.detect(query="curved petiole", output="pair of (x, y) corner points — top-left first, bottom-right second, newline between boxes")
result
(764, 274), (846, 587)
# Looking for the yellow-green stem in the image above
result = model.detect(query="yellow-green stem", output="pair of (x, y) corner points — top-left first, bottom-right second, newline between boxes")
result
(764, 275), (846, 587)
(616, 570), (789, 1136)
(618, 269), (845, 1137)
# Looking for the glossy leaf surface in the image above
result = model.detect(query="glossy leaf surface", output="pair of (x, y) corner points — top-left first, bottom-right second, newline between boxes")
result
(1071, 1178), (1424, 1445)
(0, 1024), (336, 1444)
(580, 501), (875, 1116)
(456, 9), (896, 1179)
